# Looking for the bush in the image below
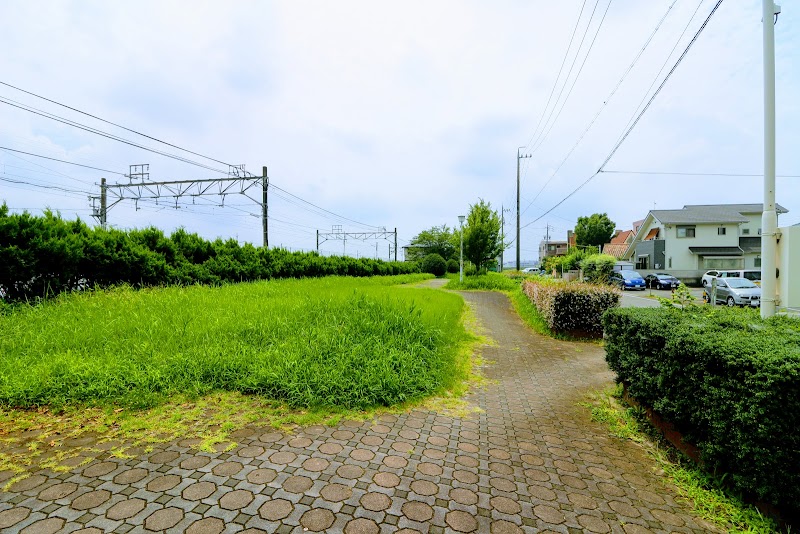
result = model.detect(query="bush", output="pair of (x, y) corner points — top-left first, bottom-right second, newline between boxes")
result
(420, 253), (447, 276)
(603, 307), (800, 515)
(580, 254), (616, 284)
(522, 279), (619, 336)
(0, 207), (420, 301)
(446, 259), (459, 274)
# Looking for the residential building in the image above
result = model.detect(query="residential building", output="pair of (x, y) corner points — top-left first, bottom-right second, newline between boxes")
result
(603, 229), (634, 259)
(539, 240), (569, 259)
(622, 203), (788, 281)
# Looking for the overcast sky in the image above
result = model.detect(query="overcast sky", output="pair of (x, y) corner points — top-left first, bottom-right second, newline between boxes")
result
(1, 0), (797, 262)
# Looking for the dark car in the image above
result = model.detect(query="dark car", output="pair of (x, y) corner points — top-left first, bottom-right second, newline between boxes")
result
(609, 270), (646, 291)
(644, 273), (681, 290)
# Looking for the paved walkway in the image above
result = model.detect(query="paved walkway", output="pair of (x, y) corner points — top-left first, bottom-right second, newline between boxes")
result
(0, 287), (715, 533)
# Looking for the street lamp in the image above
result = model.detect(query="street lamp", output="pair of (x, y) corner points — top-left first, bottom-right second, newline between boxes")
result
(458, 215), (465, 282)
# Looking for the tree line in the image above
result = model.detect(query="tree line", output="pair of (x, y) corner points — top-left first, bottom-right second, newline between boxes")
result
(0, 205), (417, 302)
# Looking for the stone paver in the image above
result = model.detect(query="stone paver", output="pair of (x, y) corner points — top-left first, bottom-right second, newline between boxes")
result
(0, 285), (714, 533)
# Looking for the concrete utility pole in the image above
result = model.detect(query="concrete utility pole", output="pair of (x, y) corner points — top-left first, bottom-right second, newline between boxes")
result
(99, 177), (107, 230)
(262, 166), (269, 249)
(500, 205), (510, 272)
(516, 147), (531, 271)
(761, 0), (780, 318)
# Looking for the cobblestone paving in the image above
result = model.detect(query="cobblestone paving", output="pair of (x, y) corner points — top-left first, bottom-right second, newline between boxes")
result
(0, 287), (716, 533)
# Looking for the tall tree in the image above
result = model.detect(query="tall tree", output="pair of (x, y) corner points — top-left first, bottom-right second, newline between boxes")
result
(463, 200), (503, 273)
(574, 213), (615, 248)
(406, 225), (456, 262)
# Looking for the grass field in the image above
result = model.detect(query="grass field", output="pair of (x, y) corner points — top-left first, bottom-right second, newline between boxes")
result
(0, 274), (470, 411)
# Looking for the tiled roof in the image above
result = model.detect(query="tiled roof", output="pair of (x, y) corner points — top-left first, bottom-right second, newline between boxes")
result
(609, 230), (632, 244)
(603, 243), (629, 258)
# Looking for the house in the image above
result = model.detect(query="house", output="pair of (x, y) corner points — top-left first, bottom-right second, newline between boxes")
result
(622, 203), (788, 282)
(602, 229), (634, 259)
(539, 239), (569, 259)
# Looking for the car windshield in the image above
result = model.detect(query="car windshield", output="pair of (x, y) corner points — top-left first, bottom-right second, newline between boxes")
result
(620, 270), (642, 280)
(744, 271), (761, 281)
(726, 278), (758, 289)
(655, 274), (673, 279)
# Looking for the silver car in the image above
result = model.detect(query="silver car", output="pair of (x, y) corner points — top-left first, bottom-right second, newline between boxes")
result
(708, 278), (761, 307)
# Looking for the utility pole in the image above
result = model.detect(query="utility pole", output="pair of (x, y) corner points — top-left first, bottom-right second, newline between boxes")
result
(100, 177), (107, 230)
(761, 0), (780, 318)
(516, 147), (531, 271)
(500, 205), (511, 272)
(394, 228), (398, 261)
(262, 166), (269, 249)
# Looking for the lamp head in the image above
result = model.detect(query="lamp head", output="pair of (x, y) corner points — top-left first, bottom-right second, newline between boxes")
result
(458, 215), (465, 224)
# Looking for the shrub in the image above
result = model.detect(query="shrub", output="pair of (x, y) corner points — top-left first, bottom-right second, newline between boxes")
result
(0, 207), (420, 301)
(446, 259), (459, 274)
(522, 279), (619, 336)
(580, 254), (616, 284)
(420, 253), (447, 276)
(603, 307), (800, 515)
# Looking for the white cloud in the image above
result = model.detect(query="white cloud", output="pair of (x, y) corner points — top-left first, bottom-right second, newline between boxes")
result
(1, 0), (797, 260)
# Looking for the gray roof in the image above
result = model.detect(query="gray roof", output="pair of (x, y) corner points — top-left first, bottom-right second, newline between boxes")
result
(683, 203), (788, 214)
(651, 206), (748, 224)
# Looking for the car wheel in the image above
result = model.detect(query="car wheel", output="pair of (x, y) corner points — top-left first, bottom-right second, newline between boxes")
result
(726, 297), (735, 307)
(702, 279), (708, 287)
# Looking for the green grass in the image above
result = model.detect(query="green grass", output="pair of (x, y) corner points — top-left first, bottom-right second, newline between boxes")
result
(444, 272), (521, 291)
(583, 386), (781, 533)
(0, 274), (468, 411)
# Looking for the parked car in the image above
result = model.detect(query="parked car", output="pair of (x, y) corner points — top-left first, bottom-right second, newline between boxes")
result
(704, 277), (761, 307)
(609, 270), (646, 291)
(644, 273), (681, 290)
(701, 270), (720, 287)
(521, 267), (538, 273)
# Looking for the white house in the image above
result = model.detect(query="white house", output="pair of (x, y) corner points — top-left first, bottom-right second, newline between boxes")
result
(621, 203), (788, 282)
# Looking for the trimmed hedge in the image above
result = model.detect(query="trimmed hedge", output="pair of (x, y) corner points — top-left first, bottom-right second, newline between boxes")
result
(522, 279), (619, 336)
(421, 253), (447, 276)
(0, 206), (419, 301)
(603, 307), (800, 515)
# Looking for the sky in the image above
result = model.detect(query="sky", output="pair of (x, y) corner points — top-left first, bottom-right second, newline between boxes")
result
(1, 0), (798, 263)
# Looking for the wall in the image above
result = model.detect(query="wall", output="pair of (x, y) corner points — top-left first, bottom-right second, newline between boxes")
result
(777, 225), (800, 312)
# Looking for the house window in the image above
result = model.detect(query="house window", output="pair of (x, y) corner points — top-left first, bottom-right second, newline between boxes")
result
(755, 256), (761, 268)
(718, 227), (726, 235)
(668, 257), (672, 268)
(742, 228), (750, 235)
(677, 225), (696, 238)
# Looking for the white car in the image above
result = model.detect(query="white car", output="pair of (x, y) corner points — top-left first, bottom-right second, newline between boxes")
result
(701, 270), (720, 287)
(521, 267), (539, 273)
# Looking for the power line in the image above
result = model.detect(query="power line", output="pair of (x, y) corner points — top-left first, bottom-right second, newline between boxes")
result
(602, 169), (800, 178)
(0, 145), (125, 176)
(523, 0), (588, 151)
(0, 96), (226, 173)
(0, 174), (91, 196)
(529, 0), (613, 155)
(0, 80), (234, 168)
(608, 0), (708, 165)
(2, 84), (381, 231)
(521, 0), (676, 214)
(599, 0), (723, 171)
(521, 0), (724, 231)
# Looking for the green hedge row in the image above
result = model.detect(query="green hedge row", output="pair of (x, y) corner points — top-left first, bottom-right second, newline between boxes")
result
(0, 206), (418, 301)
(603, 307), (800, 515)
(522, 278), (619, 336)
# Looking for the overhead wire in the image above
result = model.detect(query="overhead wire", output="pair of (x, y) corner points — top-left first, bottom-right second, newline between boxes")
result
(529, 0), (614, 156)
(521, 0), (724, 231)
(521, 0), (679, 215)
(522, 0), (589, 152)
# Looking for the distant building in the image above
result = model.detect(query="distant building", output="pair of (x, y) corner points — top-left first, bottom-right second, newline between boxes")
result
(539, 240), (569, 259)
(603, 229), (634, 259)
(621, 203), (788, 276)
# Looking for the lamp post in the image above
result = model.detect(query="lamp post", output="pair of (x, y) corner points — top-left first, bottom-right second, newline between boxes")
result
(458, 215), (465, 283)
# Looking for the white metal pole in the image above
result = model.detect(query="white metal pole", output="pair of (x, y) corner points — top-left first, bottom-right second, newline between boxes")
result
(761, 0), (778, 318)
(459, 221), (464, 283)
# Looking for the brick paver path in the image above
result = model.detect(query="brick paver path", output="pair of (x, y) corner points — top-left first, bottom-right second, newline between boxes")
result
(0, 287), (716, 533)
